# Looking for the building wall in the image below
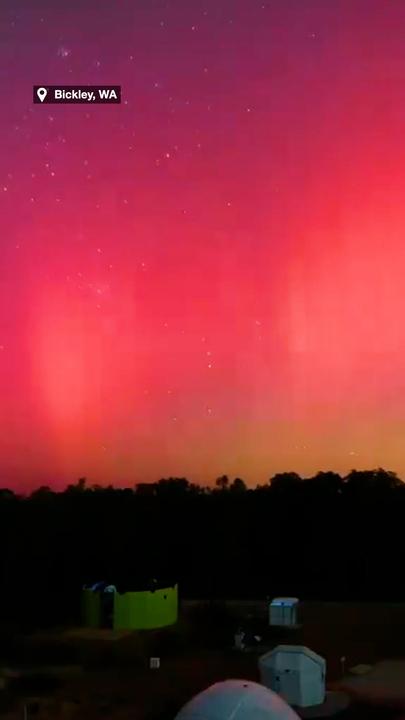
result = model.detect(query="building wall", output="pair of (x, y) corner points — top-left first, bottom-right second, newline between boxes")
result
(113, 584), (178, 630)
(82, 588), (101, 628)
(269, 602), (298, 626)
(260, 653), (325, 708)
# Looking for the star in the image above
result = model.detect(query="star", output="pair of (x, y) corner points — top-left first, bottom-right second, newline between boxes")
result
(57, 46), (71, 58)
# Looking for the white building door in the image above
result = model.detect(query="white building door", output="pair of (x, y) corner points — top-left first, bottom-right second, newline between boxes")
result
(279, 669), (300, 705)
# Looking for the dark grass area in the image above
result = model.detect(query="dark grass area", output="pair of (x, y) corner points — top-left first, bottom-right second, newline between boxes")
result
(2, 602), (405, 719)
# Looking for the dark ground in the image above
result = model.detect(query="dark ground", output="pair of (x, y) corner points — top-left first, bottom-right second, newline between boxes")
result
(1, 601), (405, 720)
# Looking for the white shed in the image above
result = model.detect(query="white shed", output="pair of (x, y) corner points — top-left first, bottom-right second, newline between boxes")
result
(259, 645), (326, 708)
(269, 598), (299, 627)
(175, 680), (300, 720)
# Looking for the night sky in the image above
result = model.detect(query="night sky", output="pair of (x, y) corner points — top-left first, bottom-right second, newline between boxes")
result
(2, 0), (405, 491)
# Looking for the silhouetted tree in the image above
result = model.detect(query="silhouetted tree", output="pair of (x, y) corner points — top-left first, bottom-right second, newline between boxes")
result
(29, 486), (55, 501)
(215, 475), (230, 490)
(306, 471), (343, 496)
(270, 471), (301, 485)
(156, 477), (194, 496)
(136, 482), (157, 496)
(269, 472), (302, 493)
(344, 468), (401, 497)
(0, 488), (18, 501)
(65, 477), (87, 494)
(0, 466), (404, 628)
(230, 477), (247, 493)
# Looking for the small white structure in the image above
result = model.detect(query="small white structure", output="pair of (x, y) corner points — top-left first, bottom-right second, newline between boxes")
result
(149, 657), (160, 669)
(175, 680), (300, 720)
(259, 645), (326, 708)
(269, 598), (299, 627)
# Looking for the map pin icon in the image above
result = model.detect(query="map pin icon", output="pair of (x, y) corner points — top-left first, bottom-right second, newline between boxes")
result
(37, 87), (47, 103)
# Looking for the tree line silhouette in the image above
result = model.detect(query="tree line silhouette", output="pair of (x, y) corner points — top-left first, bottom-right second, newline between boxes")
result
(0, 468), (404, 629)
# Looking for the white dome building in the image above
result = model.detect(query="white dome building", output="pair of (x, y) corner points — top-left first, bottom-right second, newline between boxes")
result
(174, 680), (301, 720)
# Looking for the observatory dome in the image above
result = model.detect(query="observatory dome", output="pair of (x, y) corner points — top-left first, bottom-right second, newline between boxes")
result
(174, 680), (300, 720)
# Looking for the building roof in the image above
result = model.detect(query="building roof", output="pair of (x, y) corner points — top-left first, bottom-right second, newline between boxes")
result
(260, 646), (326, 669)
(175, 680), (300, 720)
(83, 578), (177, 593)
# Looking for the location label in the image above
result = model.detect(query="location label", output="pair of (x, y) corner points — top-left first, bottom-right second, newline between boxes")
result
(36, 87), (48, 103)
